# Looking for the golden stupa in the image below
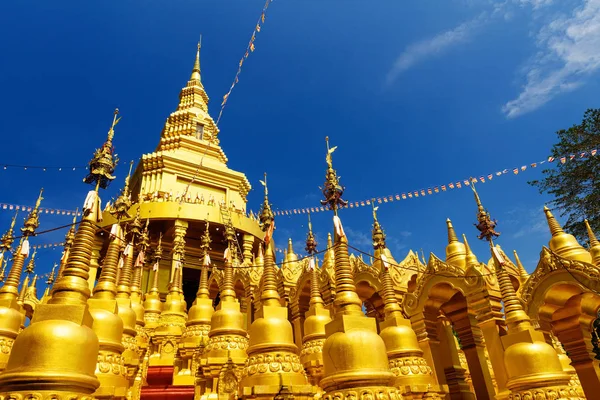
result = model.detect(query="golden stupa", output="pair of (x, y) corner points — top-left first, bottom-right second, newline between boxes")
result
(1, 40), (600, 400)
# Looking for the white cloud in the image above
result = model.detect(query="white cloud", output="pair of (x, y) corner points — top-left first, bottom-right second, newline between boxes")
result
(385, 12), (488, 85)
(503, 0), (600, 117)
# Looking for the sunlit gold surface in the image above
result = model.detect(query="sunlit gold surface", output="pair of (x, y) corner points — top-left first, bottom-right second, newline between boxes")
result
(2, 40), (600, 400)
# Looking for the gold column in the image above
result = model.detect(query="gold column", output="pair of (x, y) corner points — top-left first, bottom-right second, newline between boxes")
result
(242, 233), (254, 265)
(149, 219), (187, 367)
(174, 220), (214, 386)
(200, 221), (248, 398)
(300, 214), (331, 389)
(437, 317), (475, 400)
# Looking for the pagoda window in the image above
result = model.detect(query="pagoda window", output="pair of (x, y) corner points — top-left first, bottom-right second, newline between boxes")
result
(196, 124), (204, 140)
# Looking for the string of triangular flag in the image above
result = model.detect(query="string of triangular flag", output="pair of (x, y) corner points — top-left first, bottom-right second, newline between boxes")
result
(0, 163), (87, 172)
(0, 203), (81, 216)
(272, 149), (599, 217)
(216, 0), (274, 125)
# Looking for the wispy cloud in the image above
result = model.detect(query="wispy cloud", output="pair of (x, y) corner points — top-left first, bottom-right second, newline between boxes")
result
(503, 0), (600, 117)
(385, 12), (488, 86)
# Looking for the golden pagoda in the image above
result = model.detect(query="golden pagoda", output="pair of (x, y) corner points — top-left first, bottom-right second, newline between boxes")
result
(3, 39), (600, 400)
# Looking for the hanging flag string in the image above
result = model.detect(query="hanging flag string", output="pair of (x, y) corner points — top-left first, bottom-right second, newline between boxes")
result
(0, 203), (81, 216)
(216, 0), (274, 125)
(271, 149), (599, 217)
(1, 163), (87, 172)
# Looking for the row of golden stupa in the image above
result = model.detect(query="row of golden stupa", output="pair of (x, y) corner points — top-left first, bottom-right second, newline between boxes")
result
(0, 43), (599, 400)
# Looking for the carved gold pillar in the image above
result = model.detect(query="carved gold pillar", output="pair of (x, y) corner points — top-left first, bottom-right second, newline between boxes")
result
(552, 295), (600, 400)
(448, 309), (496, 400)
(170, 220), (188, 280)
(411, 312), (446, 386)
(437, 317), (475, 400)
(242, 234), (254, 265)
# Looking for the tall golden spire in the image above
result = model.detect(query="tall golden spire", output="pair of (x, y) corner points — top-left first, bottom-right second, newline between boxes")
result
(585, 219), (600, 266)
(543, 206), (591, 263)
(0, 211), (18, 258)
(24, 249), (36, 276)
(0, 189), (43, 300)
(463, 234), (479, 267)
(42, 263), (57, 299)
(190, 37), (201, 82)
(318, 137), (395, 397)
(513, 250), (529, 282)
(305, 212), (323, 308)
(376, 214), (446, 395)
(445, 218), (466, 269)
(472, 185), (572, 399)
(300, 212), (331, 388)
(0, 109), (121, 398)
(57, 210), (78, 279)
(258, 173), (279, 306)
(240, 174), (315, 399)
(143, 234), (163, 331)
(177, 219), (214, 386)
(197, 220), (211, 300)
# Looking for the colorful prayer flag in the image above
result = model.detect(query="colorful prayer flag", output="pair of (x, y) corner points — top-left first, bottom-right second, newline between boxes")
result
(256, 24), (261, 32)
(548, 156), (555, 162)
(250, 43), (255, 52)
(560, 157), (566, 164)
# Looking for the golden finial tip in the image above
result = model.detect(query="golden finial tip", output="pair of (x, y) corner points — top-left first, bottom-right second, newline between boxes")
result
(543, 205), (550, 211)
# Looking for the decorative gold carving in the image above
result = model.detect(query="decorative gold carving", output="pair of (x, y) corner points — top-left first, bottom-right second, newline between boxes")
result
(0, 339), (14, 355)
(95, 353), (127, 376)
(243, 352), (303, 376)
(205, 335), (249, 352)
(507, 385), (583, 400)
(300, 339), (325, 357)
(388, 357), (432, 377)
(0, 394), (95, 400)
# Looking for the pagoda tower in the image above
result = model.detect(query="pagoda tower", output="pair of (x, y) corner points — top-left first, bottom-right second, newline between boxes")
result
(96, 41), (263, 303)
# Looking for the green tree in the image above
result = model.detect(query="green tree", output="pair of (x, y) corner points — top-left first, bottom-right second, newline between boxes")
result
(530, 109), (600, 243)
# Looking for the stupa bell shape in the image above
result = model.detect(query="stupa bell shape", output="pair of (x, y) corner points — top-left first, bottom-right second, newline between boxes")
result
(445, 219), (466, 269)
(544, 206), (591, 263)
(240, 240), (316, 399)
(320, 216), (397, 397)
(374, 214), (447, 397)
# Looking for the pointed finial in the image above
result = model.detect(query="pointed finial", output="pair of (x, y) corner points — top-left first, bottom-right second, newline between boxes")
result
(0, 258), (7, 283)
(197, 220), (211, 299)
(191, 37), (202, 81)
(24, 249), (37, 275)
(470, 179), (485, 214)
(287, 238), (294, 255)
(259, 173), (275, 244)
(305, 212), (317, 255)
(471, 183), (500, 241)
(107, 108), (121, 143)
(83, 109), (120, 190)
(321, 137), (347, 214)
(513, 250), (529, 281)
(585, 219), (600, 247)
(372, 203), (386, 250)
(462, 234), (478, 267)
(17, 275), (30, 303)
(21, 189), (44, 238)
(446, 219), (459, 244)
(543, 206), (564, 236)
(0, 211), (18, 253)
(46, 263), (57, 286)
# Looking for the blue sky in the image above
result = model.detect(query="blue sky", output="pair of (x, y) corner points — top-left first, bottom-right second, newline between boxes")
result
(1, 0), (599, 293)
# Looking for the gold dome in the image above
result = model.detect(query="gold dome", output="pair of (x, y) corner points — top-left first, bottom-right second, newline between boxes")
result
(544, 206), (592, 263)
